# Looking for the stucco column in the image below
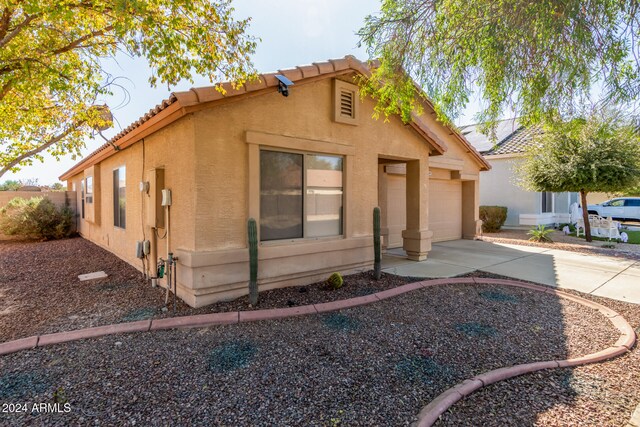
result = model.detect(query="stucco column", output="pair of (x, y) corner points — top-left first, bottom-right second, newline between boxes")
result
(402, 158), (432, 260)
(462, 179), (481, 239)
(378, 164), (389, 251)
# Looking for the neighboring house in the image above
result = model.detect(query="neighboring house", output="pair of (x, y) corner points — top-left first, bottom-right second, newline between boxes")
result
(60, 56), (490, 307)
(462, 119), (579, 227)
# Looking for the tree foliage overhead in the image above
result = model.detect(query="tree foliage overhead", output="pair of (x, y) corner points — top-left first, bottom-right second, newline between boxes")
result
(0, 0), (257, 178)
(358, 0), (640, 132)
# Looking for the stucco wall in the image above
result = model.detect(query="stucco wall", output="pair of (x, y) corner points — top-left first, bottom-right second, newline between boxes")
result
(67, 116), (196, 269)
(479, 157), (536, 226)
(0, 190), (73, 210)
(180, 76), (443, 305)
(65, 74), (484, 307)
(191, 77), (437, 250)
(480, 156), (578, 226)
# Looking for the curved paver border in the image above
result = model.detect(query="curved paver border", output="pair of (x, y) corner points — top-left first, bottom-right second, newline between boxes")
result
(0, 277), (635, 426)
(414, 278), (636, 427)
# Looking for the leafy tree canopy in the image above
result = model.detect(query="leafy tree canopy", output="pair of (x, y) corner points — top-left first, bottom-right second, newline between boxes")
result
(624, 185), (640, 196)
(358, 1), (640, 134)
(0, 179), (20, 191)
(517, 111), (640, 194)
(516, 109), (640, 241)
(0, 0), (257, 178)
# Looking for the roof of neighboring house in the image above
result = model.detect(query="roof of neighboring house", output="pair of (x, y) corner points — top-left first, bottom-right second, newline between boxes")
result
(60, 56), (490, 180)
(460, 118), (542, 156)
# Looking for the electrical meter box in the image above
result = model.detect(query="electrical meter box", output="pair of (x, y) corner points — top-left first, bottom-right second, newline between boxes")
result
(161, 189), (172, 206)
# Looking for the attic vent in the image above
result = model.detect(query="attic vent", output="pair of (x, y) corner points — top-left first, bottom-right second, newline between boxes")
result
(340, 90), (355, 118)
(333, 79), (359, 125)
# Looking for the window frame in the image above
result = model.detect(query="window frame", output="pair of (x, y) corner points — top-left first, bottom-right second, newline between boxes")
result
(259, 147), (344, 243)
(541, 191), (554, 213)
(80, 179), (85, 219)
(85, 176), (93, 204)
(113, 166), (126, 229)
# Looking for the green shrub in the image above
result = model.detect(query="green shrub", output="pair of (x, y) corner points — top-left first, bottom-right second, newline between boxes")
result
(327, 272), (344, 290)
(527, 225), (554, 242)
(558, 223), (576, 233)
(479, 206), (508, 232)
(0, 197), (74, 240)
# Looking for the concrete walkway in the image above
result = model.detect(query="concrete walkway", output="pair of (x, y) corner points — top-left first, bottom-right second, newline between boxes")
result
(383, 239), (640, 304)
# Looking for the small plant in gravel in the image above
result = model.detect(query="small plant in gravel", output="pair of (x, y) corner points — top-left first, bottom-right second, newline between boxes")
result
(601, 243), (616, 249)
(0, 372), (50, 399)
(52, 386), (68, 404)
(395, 355), (457, 385)
(455, 322), (497, 338)
(558, 223), (577, 233)
(327, 272), (344, 290)
(479, 290), (518, 303)
(527, 225), (554, 242)
(208, 341), (257, 373)
(322, 313), (360, 332)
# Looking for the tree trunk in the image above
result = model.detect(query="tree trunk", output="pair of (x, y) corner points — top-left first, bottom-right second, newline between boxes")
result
(580, 190), (592, 242)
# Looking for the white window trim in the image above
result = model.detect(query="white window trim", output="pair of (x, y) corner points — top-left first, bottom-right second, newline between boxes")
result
(541, 191), (554, 214)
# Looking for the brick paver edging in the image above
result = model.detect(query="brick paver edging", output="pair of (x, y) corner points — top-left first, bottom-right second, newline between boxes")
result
(414, 278), (636, 427)
(0, 278), (635, 426)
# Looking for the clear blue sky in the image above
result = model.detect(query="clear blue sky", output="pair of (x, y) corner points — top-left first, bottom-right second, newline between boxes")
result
(6, 0), (483, 185)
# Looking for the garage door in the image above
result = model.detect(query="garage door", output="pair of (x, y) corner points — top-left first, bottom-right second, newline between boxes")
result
(386, 173), (406, 249)
(429, 179), (462, 242)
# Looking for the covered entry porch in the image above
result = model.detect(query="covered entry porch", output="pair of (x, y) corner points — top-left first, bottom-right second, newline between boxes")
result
(378, 157), (481, 260)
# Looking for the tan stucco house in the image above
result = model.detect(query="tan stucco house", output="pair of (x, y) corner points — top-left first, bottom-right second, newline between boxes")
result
(60, 56), (490, 307)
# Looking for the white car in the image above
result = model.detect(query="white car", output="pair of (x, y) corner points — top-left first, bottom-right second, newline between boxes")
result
(587, 197), (640, 222)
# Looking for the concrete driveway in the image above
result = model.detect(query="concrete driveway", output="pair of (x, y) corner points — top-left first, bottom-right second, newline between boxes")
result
(383, 239), (640, 304)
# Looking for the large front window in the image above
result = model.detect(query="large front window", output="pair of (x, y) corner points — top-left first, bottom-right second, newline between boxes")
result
(260, 150), (343, 241)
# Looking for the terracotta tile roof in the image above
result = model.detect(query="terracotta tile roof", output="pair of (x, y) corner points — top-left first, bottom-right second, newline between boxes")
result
(461, 118), (542, 156)
(60, 56), (489, 180)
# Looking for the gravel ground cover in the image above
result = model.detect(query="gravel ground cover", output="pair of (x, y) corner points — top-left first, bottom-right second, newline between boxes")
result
(0, 237), (418, 342)
(482, 229), (640, 261)
(434, 272), (640, 427)
(0, 282), (625, 426)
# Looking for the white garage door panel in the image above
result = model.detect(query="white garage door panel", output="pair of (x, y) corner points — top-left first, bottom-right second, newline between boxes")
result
(386, 174), (407, 248)
(429, 180), (462, 242)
